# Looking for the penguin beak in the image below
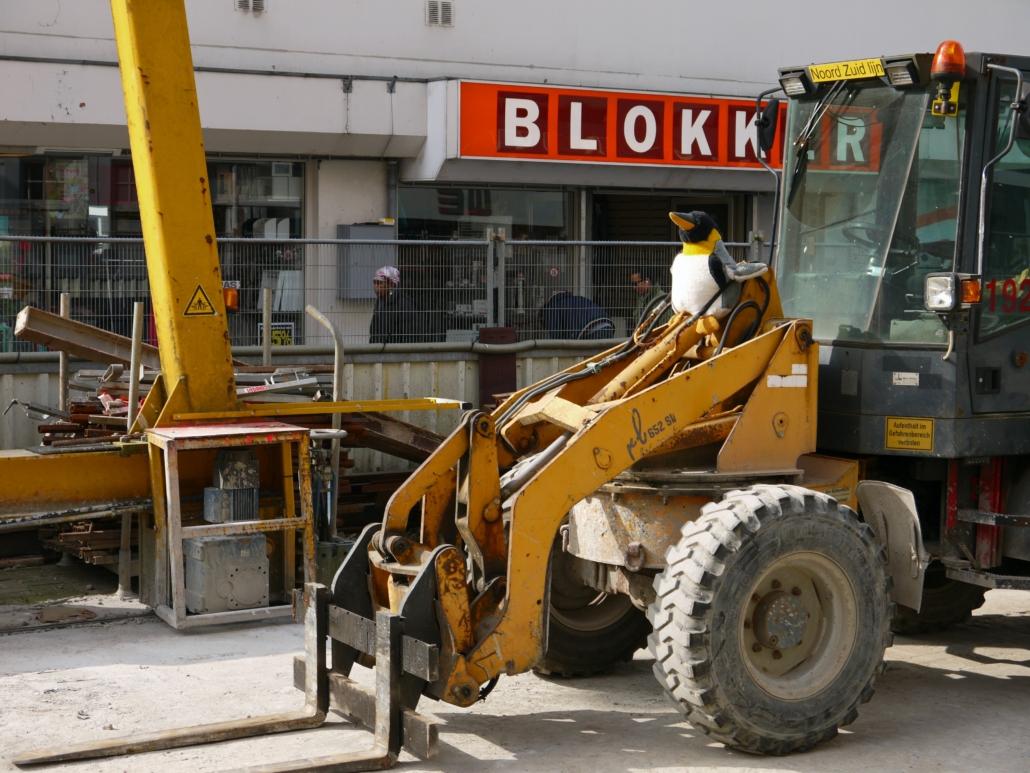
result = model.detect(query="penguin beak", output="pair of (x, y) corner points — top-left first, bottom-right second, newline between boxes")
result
(669, 211), (696, 232)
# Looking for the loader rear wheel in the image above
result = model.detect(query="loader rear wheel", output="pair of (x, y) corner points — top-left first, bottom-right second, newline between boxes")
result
(534, 545), (650, 678)
(891, 561), (986, 634)
(648, 484), (892, 755)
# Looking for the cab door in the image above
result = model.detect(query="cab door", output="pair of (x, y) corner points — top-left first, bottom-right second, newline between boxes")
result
(969, 69), (1030, 415)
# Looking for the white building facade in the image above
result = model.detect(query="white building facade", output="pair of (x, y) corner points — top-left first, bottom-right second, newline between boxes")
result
(1, 0), (1027, 345)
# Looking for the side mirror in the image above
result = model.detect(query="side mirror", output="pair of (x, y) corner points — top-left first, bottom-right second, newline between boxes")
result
(756, 98), (780, 154)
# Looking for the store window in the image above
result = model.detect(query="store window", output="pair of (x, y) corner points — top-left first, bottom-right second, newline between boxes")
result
(0, 154), (304, 238)
(0, 154), (148, 339)
(398, 186), (571, 240)
(210, 160), (303, 238)
(0, 155), (153, 238)
(394, 186), (574, 341)
(209, 161), (306, 348)
(0, 154), (304, 349)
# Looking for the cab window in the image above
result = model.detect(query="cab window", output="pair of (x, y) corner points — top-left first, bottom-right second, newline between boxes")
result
(980, 80), (1030, 337)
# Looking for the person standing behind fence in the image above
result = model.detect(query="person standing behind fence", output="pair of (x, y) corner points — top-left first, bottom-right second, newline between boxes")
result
(369, 265), (418, 344)
(627, 268), (672, 328)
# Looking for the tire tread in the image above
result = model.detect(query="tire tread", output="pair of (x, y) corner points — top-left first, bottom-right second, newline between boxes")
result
(646, 484), (893, 755)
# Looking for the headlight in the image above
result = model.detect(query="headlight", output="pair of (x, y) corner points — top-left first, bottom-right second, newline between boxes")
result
(778, 68), (815, 97)
(880, 53), (932, 89)
(925, 274), (956, 311)
(781, 76), (809, 96)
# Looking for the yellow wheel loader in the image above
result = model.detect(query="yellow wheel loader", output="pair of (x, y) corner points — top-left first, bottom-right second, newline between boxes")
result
(20, 247), (888, 770)
(313, 251), (891, 760)
(17, 7), (1030, 768)
(290, 38), (1030, 768)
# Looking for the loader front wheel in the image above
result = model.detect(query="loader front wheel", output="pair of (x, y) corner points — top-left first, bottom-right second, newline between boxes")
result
(534, 546), (650, 678)
(648, 484), (892, 755)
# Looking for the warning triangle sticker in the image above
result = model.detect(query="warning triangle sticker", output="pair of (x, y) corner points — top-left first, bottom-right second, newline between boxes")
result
(184, 285), (217, 316)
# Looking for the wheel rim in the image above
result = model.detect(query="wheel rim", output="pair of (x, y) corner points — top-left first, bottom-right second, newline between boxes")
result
(550, 550), (635, 632)
(551, 591), (636, 632)
(739, 551), (858, 701)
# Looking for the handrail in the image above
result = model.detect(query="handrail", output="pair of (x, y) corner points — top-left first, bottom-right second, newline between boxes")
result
(0, 337), (628, 365)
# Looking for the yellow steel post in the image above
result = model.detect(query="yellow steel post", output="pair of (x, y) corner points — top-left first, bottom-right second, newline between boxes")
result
(110, 0), (237, 415)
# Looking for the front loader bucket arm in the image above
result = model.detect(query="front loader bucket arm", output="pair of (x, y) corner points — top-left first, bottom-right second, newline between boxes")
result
(456, 321), (797, 685)
(339, 319), (815, 709)
(378, 416), (470, 546)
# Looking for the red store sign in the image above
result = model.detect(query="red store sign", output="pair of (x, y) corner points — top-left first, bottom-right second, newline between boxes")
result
(459, 81), (785, 169)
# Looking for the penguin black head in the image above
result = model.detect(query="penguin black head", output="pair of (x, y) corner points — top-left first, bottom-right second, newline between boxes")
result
(669, 211), (719, 244)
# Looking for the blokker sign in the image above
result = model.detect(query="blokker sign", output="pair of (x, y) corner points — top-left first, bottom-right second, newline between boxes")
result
(458, 81), (785, 169)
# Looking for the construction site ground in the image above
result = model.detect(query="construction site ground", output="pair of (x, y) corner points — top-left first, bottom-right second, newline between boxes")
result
(2, 589), (1028, 773)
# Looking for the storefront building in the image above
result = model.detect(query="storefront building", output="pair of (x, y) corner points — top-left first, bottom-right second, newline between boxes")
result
(1, 0), (1024, 346)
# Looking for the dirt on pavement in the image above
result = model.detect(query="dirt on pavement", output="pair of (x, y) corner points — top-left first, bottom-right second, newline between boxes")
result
(2, 590), (1028, 773)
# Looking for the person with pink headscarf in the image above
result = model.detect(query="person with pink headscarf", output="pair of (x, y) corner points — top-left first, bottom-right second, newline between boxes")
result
(370, 265), (417, 343)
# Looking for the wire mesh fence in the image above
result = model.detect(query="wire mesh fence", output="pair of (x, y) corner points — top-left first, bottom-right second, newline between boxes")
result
(0, 235), (765, 352)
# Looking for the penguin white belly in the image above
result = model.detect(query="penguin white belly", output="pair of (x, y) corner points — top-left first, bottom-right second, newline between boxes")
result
(670, 252), (720, 314)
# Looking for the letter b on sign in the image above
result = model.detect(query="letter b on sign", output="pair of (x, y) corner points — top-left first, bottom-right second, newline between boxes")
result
(497, 92), (548, 153)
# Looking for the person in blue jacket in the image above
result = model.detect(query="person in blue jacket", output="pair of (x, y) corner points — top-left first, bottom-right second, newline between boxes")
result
(539, 291), (615, 340)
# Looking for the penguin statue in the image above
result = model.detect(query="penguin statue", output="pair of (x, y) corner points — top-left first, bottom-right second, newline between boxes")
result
(667, 211), (767, 317)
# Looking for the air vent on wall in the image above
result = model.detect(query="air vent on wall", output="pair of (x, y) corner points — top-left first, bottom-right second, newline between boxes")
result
(236, 0), (265, 13)
(426, 1), (454, 27)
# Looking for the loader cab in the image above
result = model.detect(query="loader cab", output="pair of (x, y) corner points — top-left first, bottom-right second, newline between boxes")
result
(772, 45), (1030, 459)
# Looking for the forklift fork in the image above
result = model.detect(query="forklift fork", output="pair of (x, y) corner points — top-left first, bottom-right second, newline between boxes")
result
(289, 522), (444, 767)
(14, 528), (443, 772)
(13, 585), (330, 769)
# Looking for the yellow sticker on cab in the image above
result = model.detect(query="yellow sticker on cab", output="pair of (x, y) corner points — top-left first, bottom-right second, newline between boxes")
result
(884, 417), (934, 452)
(808, 58), (885, 83)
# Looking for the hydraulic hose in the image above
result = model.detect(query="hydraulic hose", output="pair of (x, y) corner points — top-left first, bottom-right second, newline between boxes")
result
(714, 277), (772, 356)
(496, 283), (731, 456)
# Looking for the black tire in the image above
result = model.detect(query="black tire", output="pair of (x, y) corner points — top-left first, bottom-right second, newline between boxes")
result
(892, 561), (986, 634)
(534, 545), (650, 678)
(648, 484), (893, 755)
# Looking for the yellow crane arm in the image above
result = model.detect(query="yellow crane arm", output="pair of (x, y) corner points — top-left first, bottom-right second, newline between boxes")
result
(111, 0), (237, 416)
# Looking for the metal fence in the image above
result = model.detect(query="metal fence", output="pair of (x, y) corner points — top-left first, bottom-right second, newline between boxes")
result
(0, 235), (765, 351)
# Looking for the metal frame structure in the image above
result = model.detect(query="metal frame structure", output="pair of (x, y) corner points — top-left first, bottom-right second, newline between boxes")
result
(146, 422), (317, 630)
(0, 233), (766, 353)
